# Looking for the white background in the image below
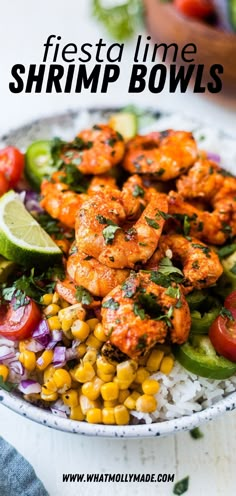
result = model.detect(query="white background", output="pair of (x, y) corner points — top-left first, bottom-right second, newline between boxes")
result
(1, 1), (236, 495)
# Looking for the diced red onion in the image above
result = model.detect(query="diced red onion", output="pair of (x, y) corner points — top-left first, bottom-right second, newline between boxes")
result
(46, 330), (63, 350)
(24, 190), (44, 214)
(32, 319), (50, 347)
(0, 346), (16, 361)
(18, 380), (42, 395)
(53, 346), (66, 368)
(0, 336), (18, 348)
(51, 408), (68, 418)
(8, 361), (26, 383)
(24, 339), (45, 353)
(207, 152), (221, 164)
(65, 348), (78, 361)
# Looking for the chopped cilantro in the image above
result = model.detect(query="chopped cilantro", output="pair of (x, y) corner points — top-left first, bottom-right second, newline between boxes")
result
(192, 261), (200, 270)
(191, 244), (211, 258)
(156, 306), (174, 327)
(158, 258), (183, 278)
(156, 210), (173, 221)
(36, 213), (64, 240)
(145, 217), (160, 229)
(155, 168), (165, 177)
(132, 185), (145, 198)
(173, 476), (189, 495)
(165, 286), (181, 299)
(190, 427), (204, 439)
(0, 376), (17, 393)
(122, 279), (137, 298)
(220, 307), (234, 321)
(103, 225), (121, 245)
(96, 215), (116, 226)
(136, 334), (148, 350)
(133, 302), (146, 320)
(221, 222), (232, 235)
(102, 298), (120, 310)
(183, 215), (191, 237)
(75, 286), (93, 305)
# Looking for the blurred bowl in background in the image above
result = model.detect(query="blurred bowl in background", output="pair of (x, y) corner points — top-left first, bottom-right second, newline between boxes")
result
(143, 0), (236, 95)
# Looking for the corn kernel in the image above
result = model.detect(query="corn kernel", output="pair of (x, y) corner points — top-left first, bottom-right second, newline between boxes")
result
(44, 304), (61, 317)
(113, 377), (132, 390)
(41, 386), (58, 402)
(41, 293), (53, 306)
(86, 408), (102, 424)
(160, 356), (174, 375)
(86, 334), (102, 350)
(58, 304), (86, 324)
(61, 300), (70, 308)
(52, 292), (60, 304)
(70, 405), (85, 421)
(37, 350), (54, 371)
(80, 395), (99, 415)
(114, 405), (130, 425)
(135, 367), (150, 384)
(61, 318), (73, 332)
(43, 365), (56, 383)
(94, 324), (107, 342)
(136, 394), (157, 413)
(74, 362), (95, 383)
(47, 316), (61, 331)
(62, 389), (79, 407)
(0, 364), (9, 382)
(81, 377), (103, 400)
(83, 349), (97, 365)
(53, 369), (72, 392)
(103, 399), (118, 407)
(102, 407), (115, 425)
(44, 378), (57, 392)
(86, 318), (99, 331)
(146, 350), (164, 372)
(97, 370), (114, 382)
(77, 343), (87, 357)
(118, 389), (130, 403)
(96, 356), (116, 375)
(124, 391), (140, 410)
(142, 379), (160, 395)
(19, 350), (36, 371)
(101, 382), (119, 401)
(116, 360), (137, 385)
(71, 320), (90, 340)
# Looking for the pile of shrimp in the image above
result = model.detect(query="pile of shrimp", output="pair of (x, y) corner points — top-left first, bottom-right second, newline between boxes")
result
(40, 122), (234, 360)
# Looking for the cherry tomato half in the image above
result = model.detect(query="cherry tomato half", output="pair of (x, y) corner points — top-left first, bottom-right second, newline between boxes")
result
(0, 146), (24, 189)
(224, 290), (236, 311)
(0, 172), (10, 196)
(209, 309), (236, 362)
(174, 0), (214, 20)
(0, 298), (41, 341)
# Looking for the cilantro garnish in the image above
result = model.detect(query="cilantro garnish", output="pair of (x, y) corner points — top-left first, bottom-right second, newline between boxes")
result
(145, 217), (160, 229)
(102, 298), (120, 310)
(173, 476), (189, 495)
(0, 376), (17, 393)
(103, 225), (121, 245)
(190, 427), (204, 439)
(133, 302), (146, 320)
(132, 185), (145, 198)
(75, 286), (93, 305)
(220, 307), (234, 321)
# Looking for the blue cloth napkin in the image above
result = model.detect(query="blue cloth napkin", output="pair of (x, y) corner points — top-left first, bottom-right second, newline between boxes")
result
(0, 436), (49, 496)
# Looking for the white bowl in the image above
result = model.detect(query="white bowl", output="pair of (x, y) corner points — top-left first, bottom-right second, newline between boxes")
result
(1, 108), (236, 438)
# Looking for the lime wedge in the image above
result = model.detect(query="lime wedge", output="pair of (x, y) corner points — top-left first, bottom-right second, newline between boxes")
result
(0, 191), (62, 267)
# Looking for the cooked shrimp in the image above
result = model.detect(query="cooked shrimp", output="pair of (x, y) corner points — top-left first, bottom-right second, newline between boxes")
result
(159, 234), (223, 290)
(62, 125), (125, 175)
(121, 174), (147, 219)
(75, 192), (127, 260)
(98, 192), (168, 269)
(67, 247), (129, 298)
(168, 191), (232, 245)
(87, 175), (117, 194)
(176, 159), (225, 202)
(40, 172), (88, 229)
(101, 272), (191, 359)
(123, 130), (197, 180)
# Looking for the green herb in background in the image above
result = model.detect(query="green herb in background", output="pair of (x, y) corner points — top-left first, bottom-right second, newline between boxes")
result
(173, 476), (189, 495)
(190, 427), (204, 439)
(92, 0), (143, 41)
(0, 376), (17, 393)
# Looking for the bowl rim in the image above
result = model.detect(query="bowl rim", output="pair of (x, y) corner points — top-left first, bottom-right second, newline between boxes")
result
(1, 106), (236, 438)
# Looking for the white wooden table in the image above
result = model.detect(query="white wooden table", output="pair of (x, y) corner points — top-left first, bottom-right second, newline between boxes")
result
(1, 2), (236, 495)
